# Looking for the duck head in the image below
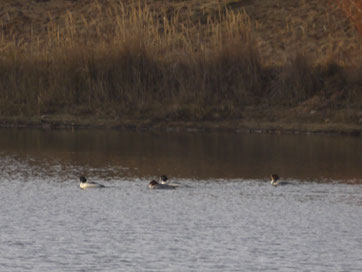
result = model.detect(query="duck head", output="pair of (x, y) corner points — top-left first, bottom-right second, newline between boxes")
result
(160, 175), (168, 184)
(80, 176), (87, 183)
(270, 174), (280, 185)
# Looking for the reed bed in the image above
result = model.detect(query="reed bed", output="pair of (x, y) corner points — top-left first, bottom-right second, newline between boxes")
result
(0, 1), (361, 120)
(335, 0), (362, 35)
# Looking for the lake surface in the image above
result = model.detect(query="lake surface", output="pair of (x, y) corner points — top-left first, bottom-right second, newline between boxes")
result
(0, 129), (361, 271)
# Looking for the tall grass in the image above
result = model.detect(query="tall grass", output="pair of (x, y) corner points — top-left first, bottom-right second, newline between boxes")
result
(0, 1), (360, 120)
(335, 0), (362, 35)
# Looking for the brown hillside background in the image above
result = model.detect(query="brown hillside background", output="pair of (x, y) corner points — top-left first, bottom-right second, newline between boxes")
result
(0, 0), (361, 129)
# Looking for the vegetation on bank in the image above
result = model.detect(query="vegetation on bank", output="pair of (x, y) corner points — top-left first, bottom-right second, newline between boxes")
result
(0, 0), (361, 123)
(337, 0), (362, 35)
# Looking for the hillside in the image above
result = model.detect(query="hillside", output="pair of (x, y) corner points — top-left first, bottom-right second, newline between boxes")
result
(1, 0), (361, 63)
(0, 0), (361, 134)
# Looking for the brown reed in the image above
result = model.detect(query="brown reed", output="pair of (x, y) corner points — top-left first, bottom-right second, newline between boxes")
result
(0, 1), (360, 120)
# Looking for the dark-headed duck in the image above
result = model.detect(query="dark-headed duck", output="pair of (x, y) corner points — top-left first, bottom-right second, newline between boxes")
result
(270, 174), (289, 186)
(149, 180), (176, 189)
(79, 176), (105, 189)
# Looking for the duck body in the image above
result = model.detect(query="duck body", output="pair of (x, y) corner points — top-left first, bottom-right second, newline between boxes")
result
(270, 174), (289, 186)
(159, 175), (180, 187)
(271, 180), (289, 186)
(149, 180), (176, 190)
(79, 176), (105, 189)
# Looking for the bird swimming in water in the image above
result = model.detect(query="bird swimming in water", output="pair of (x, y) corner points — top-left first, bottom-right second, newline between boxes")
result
(149, 180), (177, 189)
(79, 176), (105, 189)
(159, 175), (181, 187)
(270, 174), (289, 186)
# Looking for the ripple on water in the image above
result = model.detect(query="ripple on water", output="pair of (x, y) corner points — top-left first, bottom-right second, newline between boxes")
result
(0, 172), (362, 271)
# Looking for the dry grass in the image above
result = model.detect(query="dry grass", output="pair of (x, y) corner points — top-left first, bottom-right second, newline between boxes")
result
(335, 0), (362, 35)
(0, 0), (361, 121)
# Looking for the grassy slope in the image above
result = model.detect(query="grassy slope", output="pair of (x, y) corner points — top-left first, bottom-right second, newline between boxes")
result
(0, 0), (361, 134)
(1, 0), (360, 63)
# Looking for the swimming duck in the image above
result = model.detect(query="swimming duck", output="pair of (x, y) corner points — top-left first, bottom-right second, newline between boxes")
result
(159, 175), (180, 187)
(79, 176), (105, 189)
(270, 174), (288, 186)
(149, 180), (176, 189)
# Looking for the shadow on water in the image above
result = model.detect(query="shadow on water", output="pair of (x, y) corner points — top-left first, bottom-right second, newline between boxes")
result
(0, 128), (361, 182)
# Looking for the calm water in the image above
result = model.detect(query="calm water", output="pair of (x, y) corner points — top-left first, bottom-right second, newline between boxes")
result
(0, 129), (361, 271)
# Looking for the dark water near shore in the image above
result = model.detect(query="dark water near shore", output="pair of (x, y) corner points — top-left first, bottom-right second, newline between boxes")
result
(0, 129), (361, 181)
(0, 129), (361, 271)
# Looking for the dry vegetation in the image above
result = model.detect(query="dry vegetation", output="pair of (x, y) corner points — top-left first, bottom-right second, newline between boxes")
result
(337, 0), (362, 35)
(0, 0), (361, 127)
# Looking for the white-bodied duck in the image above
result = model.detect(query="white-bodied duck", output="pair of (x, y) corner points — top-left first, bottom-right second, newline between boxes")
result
(79, 176), (105, 189)
(149, 180), (177, 190)
(159, 175), (180, 187)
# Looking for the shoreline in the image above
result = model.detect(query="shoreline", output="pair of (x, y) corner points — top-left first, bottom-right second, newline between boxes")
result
(1, 116), (361, 137)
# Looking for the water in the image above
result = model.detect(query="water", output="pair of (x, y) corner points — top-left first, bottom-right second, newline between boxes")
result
(0, 129), (361, 271)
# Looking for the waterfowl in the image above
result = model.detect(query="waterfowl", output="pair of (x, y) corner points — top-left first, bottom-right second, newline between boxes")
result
(149, 180), (176, 190)
(270, 174), (288, 186)
(79, 176), (105, 189)
(159, 175), (180, 187)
